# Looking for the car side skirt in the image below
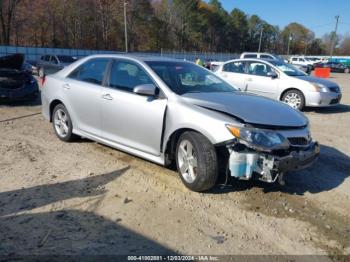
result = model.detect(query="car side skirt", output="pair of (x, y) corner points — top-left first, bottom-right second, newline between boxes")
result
(73, 128), (165, 165)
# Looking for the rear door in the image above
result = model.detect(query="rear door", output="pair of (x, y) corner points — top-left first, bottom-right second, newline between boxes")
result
(217, 61), (247, 90)
(245, 61), (279, 99)
(63, 58), (110, 136)
(101, 59), (167, 156)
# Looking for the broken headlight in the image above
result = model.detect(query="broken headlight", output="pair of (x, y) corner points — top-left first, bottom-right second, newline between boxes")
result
(226, 125), (290, 152)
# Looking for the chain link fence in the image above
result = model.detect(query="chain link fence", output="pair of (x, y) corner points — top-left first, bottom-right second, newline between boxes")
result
(0, 45), (239, 65)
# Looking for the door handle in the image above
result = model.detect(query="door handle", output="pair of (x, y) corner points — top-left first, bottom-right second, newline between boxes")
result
(246, 78), (253, 82)
(221, 73), (227, 77)
(63, 83), (71, 90)
(102, 93), (113, 100)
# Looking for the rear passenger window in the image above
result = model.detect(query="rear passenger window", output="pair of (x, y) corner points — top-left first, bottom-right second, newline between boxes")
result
(68, 58), (109, 85)
(223, 61), (245, 73)
(261, 55), (273, 59)
(244, 54), (257, 58)
(108, 60), (153, 92)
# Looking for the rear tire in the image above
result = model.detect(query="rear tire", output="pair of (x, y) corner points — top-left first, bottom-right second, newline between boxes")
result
(52, 104), (77, 142)
(282, 89), (305, 111)
(175, 131), (218, 192)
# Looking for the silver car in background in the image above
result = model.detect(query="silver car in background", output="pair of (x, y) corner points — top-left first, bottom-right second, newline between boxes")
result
(37, 55), (78, 78)
(215, 58), (342, 110)
(41, 55), (319, 192)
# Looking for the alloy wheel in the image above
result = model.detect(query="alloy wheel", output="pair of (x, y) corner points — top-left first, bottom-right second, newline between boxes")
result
(177, 139), (198, 183)
(54, 109), (69, 137)
(284, 92), (302, 109)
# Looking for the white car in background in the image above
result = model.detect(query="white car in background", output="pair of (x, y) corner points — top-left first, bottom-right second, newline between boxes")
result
(215, 58), (342, 110)
(240, 52), (288, 63)
(289, 56), (314, 69)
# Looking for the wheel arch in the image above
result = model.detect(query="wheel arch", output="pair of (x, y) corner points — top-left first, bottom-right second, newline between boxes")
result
(163, 128), (213, 166)
(49, 99), (64, 122)
(279, 87), (304, 101)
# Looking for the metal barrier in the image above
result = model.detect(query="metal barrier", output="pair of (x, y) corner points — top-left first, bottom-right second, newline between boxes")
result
(0, 45), (239, 65)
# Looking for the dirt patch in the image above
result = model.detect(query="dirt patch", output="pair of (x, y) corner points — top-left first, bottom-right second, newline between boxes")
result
(0, 73), (350, 256)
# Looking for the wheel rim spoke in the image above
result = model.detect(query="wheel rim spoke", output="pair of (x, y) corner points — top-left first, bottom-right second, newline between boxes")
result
(179, 161), (189, 174)
(177, 139), (198, 183)
(61, 122), (69, 134)
(54, 109), (69, 137)
(285, 93), (301, 108)
(61, 114), (68, 122)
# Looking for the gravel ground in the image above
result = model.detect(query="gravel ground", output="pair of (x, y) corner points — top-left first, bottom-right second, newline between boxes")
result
(0, 73), (349, 258)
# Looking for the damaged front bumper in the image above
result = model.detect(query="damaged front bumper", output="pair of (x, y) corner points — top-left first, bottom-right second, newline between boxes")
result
(228, 141), (320, 183)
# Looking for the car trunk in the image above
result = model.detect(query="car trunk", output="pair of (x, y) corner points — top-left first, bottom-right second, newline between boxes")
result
(0, 54), (30, 89)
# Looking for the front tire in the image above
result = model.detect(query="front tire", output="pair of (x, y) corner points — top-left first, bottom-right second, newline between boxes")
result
(52, 104), (77, 142)
(175, 131), (218, 192)
(282, 89), (305, 111)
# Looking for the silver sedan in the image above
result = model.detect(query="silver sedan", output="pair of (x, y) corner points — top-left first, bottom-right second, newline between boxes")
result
(41, 55), (319, 192)
(215, 58), (342, 110)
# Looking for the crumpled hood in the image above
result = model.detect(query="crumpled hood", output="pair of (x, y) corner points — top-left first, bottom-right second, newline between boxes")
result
(0, 54), (24, 70)
(294, 75), (338, 87)
(182, 92), (308, 128)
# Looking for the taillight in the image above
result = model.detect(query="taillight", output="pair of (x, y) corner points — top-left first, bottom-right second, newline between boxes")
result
(41, 76), (46, 87)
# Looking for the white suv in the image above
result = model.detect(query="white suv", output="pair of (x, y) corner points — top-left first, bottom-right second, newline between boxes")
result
(289, 56), (314, 67)
(240, 52), (284, 61)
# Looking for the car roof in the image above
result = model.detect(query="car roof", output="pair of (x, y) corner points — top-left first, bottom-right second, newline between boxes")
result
(79, 54), (188, 63)
(222, 58), (278, 64)
(241, 52), (273, 55)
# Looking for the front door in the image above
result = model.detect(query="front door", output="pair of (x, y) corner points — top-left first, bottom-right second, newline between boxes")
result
(101, 59), (167, 156)
(245, 61), (279, 99)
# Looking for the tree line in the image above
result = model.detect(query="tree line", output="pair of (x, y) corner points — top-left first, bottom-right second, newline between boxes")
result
(0, 0), (349, 55)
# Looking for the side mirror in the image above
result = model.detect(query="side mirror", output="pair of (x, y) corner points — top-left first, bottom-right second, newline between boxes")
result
(133, 84), (157, 96)
(267, 71), (278, 79)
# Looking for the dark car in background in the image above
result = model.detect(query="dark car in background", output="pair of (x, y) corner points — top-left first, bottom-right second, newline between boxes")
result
(37, 55), (78, 77)
(314, 61), (350, 73)
(0, 54), (39, 102)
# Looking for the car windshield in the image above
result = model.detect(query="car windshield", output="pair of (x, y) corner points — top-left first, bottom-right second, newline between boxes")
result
(272, 54), (285, 61)
(146, 61), (236, 95)
(58, 56), (77, 63)
(270, 61), (307, 76)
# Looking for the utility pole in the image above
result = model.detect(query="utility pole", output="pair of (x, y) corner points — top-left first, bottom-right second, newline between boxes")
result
(287, 32), (292, 56)
(330, 15), (340, 58)
(304, 41), (308, 55)
(258, 27), (264, 53)
(123, 0), (128, 53)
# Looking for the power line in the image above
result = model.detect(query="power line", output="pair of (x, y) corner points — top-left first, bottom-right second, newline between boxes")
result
(309, 23), (334, 29)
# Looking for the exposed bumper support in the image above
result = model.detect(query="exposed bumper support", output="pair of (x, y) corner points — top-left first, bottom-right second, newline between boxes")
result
(228, 141), (320, 183)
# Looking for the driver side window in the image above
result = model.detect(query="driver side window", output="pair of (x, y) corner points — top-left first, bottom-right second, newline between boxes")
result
(108, 60), (154, 93)
(247, 62), (273, 77)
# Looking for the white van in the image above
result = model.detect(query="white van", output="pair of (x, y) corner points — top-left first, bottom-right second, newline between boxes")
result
(240, 52), (287, 61)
